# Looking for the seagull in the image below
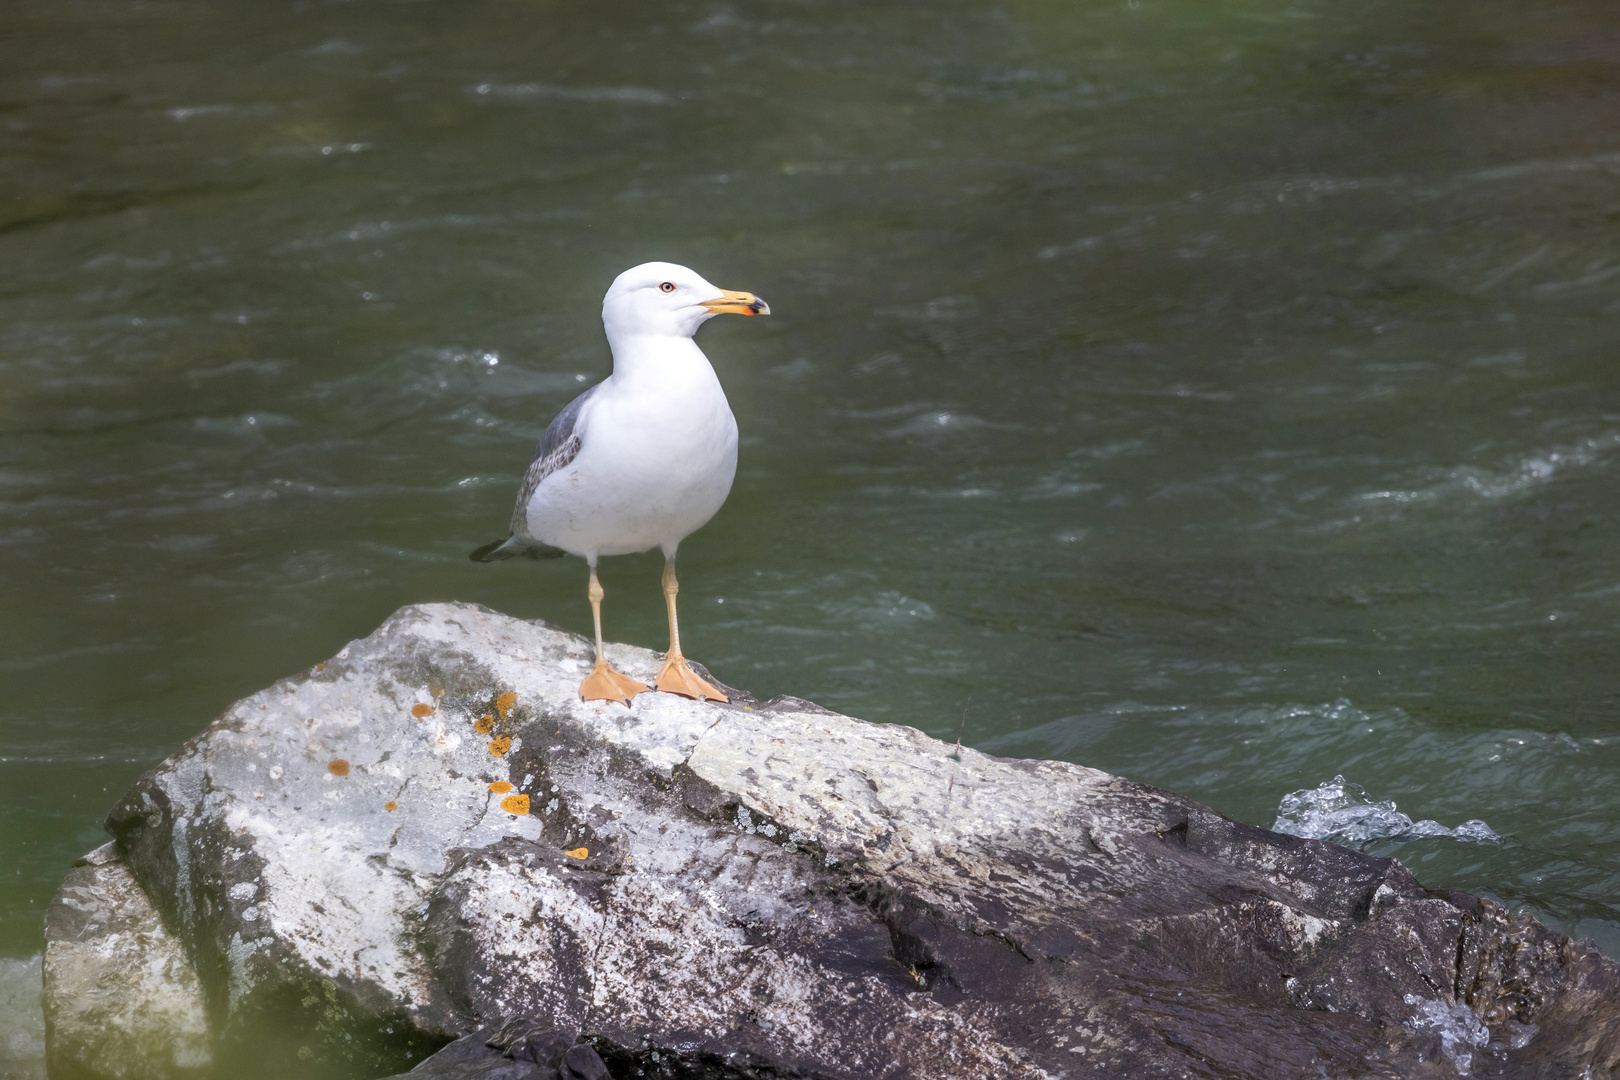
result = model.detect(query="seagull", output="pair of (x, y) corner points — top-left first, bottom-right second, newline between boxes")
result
(470, 261), (768, 705)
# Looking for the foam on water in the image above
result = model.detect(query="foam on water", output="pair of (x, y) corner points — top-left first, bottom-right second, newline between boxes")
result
(0, 955), (45, 1079)
(1360, 430), (1620, 506)
(1273, 775), (1502, 850)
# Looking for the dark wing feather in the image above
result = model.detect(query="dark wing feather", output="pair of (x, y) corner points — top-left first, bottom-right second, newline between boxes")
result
(538, 383), (598, 462)
(509, 383), (596, 539)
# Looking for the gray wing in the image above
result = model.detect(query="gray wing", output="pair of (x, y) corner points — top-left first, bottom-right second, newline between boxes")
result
(509, 383), (597, 538)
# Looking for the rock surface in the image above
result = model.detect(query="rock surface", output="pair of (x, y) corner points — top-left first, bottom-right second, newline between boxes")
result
(0, 954), (47, 1080)
(43, 602), (1620, 1079)
(42, 842), (211, 1080)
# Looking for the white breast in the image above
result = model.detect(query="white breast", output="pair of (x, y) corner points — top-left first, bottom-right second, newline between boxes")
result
(523, 340), (738, 559)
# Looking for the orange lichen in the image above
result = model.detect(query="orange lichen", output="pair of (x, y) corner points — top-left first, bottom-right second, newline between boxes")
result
(431, 686), (443, 697)
(489, 781), (513, 794)
(473, 715), (495, 735)
(411, 703), (434, 719)
(328, 759), (350, 776)
(564, 847), (588, 859)
(384, 801), (397, 812)
(500, 794), (530, 815)
(488, 736), (512, 757)
(495, 692), (517, 719)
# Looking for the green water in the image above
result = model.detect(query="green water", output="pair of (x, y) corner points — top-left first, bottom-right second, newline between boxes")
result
(3, 0), (1619, 1005)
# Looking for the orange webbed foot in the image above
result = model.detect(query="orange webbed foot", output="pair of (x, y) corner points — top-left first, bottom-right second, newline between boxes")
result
(579, 661), (648, 705)
(654, 652), (728, 703)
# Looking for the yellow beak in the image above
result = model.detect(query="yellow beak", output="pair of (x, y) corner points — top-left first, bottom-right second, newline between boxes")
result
(700, 289), (770, 316)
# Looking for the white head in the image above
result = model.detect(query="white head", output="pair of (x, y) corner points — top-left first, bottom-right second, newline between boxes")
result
(601, 261), (769, 341)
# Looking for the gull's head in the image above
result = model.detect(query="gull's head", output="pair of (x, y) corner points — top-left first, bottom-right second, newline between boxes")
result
(601, 261), (769, 340)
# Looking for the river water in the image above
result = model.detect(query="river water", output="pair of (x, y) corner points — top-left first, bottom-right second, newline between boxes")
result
(2, 0), (1618, 1038)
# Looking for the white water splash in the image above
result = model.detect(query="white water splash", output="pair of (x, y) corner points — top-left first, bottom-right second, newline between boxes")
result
(468, 82), (672, 105)
(1272, 775), (1500, 850)
(1404, 994), (1489, 1075)
(1360, 430), (1620, 505)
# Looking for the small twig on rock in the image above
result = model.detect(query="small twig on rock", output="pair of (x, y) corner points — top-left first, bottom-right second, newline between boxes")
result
(946, 697), (970, 799)
(951, 697), (970, 762)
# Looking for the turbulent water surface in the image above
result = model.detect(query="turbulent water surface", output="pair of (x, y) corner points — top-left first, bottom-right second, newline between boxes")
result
(2, 0), (1619, 1024)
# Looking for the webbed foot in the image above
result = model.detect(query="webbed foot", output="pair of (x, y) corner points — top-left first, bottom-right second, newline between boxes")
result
(579, 661), (648, 705)
(654, 652), (728, 703)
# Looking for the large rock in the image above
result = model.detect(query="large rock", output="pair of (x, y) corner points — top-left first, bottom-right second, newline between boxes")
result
(44, 602), (1620, 1079)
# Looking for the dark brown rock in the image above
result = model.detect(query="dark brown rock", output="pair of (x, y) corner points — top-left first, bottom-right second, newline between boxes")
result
(561, 1043), (608, 1080)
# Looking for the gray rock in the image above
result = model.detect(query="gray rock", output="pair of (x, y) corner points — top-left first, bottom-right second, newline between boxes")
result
(394, 1030), (554, 1080)
(43, 602), (1620, 1079)
(383, 1023), (607, 1080)
(42, 842), (211, 1079)
(0, 953), (47, 1080)
(492, 1019), (574, 1069)
(560, 1043), (607, 1080)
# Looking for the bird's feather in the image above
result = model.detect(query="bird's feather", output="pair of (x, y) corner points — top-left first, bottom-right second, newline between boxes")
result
(509, 384), (596, 538)
(468, 383), (599, 561)
(468, 536), (566, 562)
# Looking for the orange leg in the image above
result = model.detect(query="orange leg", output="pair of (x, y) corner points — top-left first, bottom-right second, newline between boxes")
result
(578, 567), (647, 705)
(654, 557), (727, 703)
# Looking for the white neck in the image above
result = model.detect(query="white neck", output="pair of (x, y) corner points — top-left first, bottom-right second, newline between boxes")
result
(605, 331), (716, 387)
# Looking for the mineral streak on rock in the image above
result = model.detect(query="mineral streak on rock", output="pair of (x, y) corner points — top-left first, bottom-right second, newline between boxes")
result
(42, 602), (1620, 1079)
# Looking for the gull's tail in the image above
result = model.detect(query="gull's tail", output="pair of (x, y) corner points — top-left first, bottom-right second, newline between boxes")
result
(469, 536), (566, 562)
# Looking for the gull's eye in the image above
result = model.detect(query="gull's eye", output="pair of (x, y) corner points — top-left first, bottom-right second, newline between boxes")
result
(659, 281), (676, 293)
